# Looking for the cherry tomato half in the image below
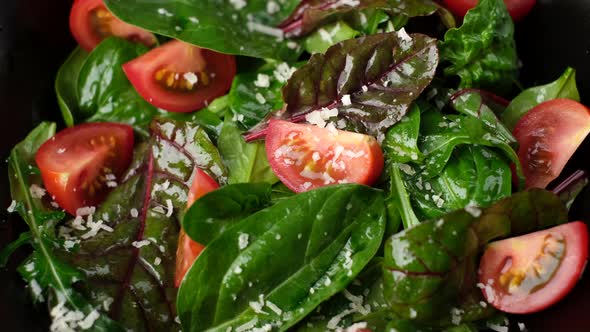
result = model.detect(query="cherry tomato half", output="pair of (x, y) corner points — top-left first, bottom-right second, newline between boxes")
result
(513, 99), (590, 189)
(442, 0), (536, 22)
(69, 0), (157, 51)
(265, 120), (384, 193)
(478, 221), (588, 314)
(35, 122), (134, 215)
(123, 40), (236, 113)
(174, 168), (219, 287)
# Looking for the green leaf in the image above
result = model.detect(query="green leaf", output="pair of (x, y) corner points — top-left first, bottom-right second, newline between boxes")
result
(439, 0), (518, 93)
(55, 47), (88, 127)
(104, 0), (303, 61)
(281, 31), (439, 137)
(383, 105), (422, 164)
(390, 164), (420, 229)
(177, 184), (386, 331)
(503, 67), (580, 130)
(382, 189), (567, 324)
(0, 231), (31, 267)
(304, 21), (359, 54)
(183, 183), (273, 245)
(218, 115), (278, 184)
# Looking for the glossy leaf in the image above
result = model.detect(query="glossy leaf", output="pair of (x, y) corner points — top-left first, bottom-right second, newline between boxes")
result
(303, 21), (360, 54)
(177, 184), (386, 331)
(503, 67), (580, 130)
(439, 0), (518, 93)
(8, 122), (123, 331)
(55, 47), (88, 127)
(104, 0), (302, 61)
(0, 231), (31, 267)
(183, 183), (273, 245)
(390, 164), (420, 229)
(383, 105), (422, 164)
(58, 119), (226, 331)
(552, 170), (589, 210)
(281, 31), (439, 138)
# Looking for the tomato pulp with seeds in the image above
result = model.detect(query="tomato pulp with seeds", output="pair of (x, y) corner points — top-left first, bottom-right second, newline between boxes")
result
(478, 222), (589, 314)
(35, 123), (134, 216)
(265, 120), (384, 193)
(70, 0), (157, 51)
(513, 99), (590, 189)
(123, 40), (236, 113)
(175, 168), (219, 287)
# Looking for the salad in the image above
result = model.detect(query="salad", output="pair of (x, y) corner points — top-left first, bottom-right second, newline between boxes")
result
(1, 0), (589, 331)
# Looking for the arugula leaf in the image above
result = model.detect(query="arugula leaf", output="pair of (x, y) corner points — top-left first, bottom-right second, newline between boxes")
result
(55, 47), (88, 127)
(280, 31), (438, 137)
(177, 184), (386, 331)
(8, 122), (123, 331)
(502, 67), (580, 130)
(218, 115), (279, 184)
(104, 0), (302, 61)
(439, 0), (518, 93)
(183, 183), (273, 245)
(57, 118), (226, 330)
(383, 189), (567, 324)
(303, 20), (360, 54)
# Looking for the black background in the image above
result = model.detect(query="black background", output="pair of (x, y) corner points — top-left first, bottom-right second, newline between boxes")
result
(1, 0), (589, 330)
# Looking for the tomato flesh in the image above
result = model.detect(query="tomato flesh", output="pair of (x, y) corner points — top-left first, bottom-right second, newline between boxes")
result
(265, 120), (384, 193)
(513, 99), (590, 189)
(478, 222), (589, 314)
(35, 123), (134, 215)
(174, 168), (219, 287)
(123, 40), (236, 113)
(70, 0), (156, 51)
(442, 0), (536, 22)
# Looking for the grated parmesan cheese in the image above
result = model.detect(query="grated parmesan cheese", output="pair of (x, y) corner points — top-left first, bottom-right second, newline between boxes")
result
(238, 233), (249, 249)
(254, 74), (270, 88)
(132, 240), (150, 248)
(183, 72), (199, 85)
(7, 200), (17, 213)
(29, 184), (46, 199)
(341, 94), (352, 106)
(130, 208), (139, 218)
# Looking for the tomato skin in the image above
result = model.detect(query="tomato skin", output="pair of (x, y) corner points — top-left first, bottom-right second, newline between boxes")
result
(35, 122), (134, 215)
(174, 168), (219, 287)
(442, 0), (536, 22)
(478, 222), (589, 314)
(123, 40), (236, 113)
(69, 0), (156, 51)
(513, 99), (590, 189)
(265, 120), (384, 193)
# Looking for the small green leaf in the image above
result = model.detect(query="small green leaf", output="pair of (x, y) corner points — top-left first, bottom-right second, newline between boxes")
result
(303, 21), (359, 54)
(55, 47), (88, 127)
(0, 231), (31, 267)
(383, 105), (422, 164)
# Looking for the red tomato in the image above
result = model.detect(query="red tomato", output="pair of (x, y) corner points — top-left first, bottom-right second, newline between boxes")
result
(69, 0), (157, 51)
(174, 168), (219, 287)
(478, 222), (589, 314)
(35, 123), (134, 215)
(442, 0), (536, 22)
(123, 40), (236, 113)
(265, 120), (384, 193)
(513, 99), (590, 189)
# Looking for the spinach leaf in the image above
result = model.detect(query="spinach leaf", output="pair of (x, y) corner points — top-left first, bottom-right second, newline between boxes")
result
(390, 164), (421, 229)
(502, 67), (580, 130)
(58, 118), (226, 331)
(383, 105), (422, 164)
(382, 189), (567, 324)
(218, 115), (279, 184)
(7, 122), (123, 331)
(177, 184), (386, 331)
(104, 0), (302, 61)
(439, 0), (518, 93)
(279, 0), (439, 38)
(303, 20), (360, 54)
(55, 47), (88, 127)
(280, 31), (438, 138)
(183, 183), (273, 245)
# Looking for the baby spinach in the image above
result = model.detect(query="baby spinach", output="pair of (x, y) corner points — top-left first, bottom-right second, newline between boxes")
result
(280, 31), (439, 137)
(502, 67), (580, 130)
(55, 47), (88, 127)
(439, 0), (518, 93)
(383, 105), (422, 164)
(303, 20), (360, 54)
(7, 122), (123, 331)
(183, 183), (273, 245)
(104, 0), (302, 61)
(383, 189), (567, 324)
(57, 118), (226, 331)
(177, 184), (386, 332)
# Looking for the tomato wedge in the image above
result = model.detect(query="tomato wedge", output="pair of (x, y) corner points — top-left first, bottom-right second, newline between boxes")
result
(478, 222), (588, 314)
(513, 99), (590, 189)
(123, 40), (236, 113)
(35, 123), (134, 215)
(174, 168), (219, 287)
(69, 0), (157, 51)
(442, 0), (536, 22)
(265, 120), (384, 193)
